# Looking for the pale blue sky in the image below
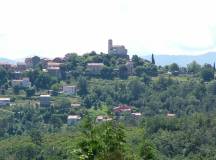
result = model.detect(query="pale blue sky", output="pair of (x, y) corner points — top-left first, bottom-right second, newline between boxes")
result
(0, 0), (216, 59)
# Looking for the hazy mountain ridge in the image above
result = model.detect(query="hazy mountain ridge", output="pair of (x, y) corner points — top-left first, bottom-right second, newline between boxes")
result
(143, 52), (216, 66)
(0, 57), (16, 64)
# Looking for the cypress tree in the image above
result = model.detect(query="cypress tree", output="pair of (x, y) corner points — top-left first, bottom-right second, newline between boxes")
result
(151, 53), (155, 64)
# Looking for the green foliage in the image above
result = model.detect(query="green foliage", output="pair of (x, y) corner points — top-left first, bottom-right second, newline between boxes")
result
(169, 63), (179, 72)
(78, 76), (88, 96)
(13, 85), (21, 95)
(200, 67), (214, 82)
(1, 52), (216, 159)
(187, 61), (201, 74)
(119, 65), (128, 79)
(0, 67), (8, 87)
(30, 129), (43, 145)
(77, 118), (127, 160)
(151, 54), (155, 65)
(25, 87), (35, 98)
(100, 66), (113, 79)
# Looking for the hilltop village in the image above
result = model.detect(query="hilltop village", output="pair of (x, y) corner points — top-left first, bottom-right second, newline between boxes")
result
(1, 40), (216, 159)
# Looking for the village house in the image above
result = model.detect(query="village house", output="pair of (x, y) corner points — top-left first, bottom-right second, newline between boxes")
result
(0, 98), (10, 106)
(96, 115), (112, 122)
(63, 85), (77, 95)
(67, 115), (81, 125)
(131, 112), (142, 119)
(47, 62), (62, 68)
(11, 78), (31, 88)
(47, 67), (62, 79)
(113, 104), (132, 113)
(39, 95), (51, 107)
(71, 103), (81, 108)
(166, 113), (176, 117)
(87, 63), (104, 74)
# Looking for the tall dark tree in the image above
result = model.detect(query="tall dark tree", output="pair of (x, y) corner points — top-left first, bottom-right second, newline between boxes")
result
(200, 67), (214, 82)
(119, 65), (128, 79)
(78, 76), (88, 96)
(214, 62), (215, 71)
(151, 54), (155, 64)
(100, 66), (113, 79)
(32, 56), (41, 68)
(0, 67), (8, 87)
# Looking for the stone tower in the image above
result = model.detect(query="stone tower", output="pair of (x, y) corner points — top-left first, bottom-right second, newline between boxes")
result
(108, 39), (113, 54)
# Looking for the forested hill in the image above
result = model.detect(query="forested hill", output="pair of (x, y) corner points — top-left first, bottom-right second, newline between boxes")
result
(1, 52), (216, 159)
(144, 52), (216, 66)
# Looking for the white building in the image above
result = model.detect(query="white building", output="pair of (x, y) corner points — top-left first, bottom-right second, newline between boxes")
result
(67, 115), (81, 125)
(166, 113), (176, 117)
(0, 98), (10, 106)
(131, 112), (142, 118)
(96, 115), (112, 122)
(47, 62), (62, 68)
(71, 103), (81, 108)
(63, 85), (76, 95)
(11, 78), (31, 88)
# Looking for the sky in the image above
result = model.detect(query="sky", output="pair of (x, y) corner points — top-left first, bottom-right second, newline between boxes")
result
(0, 0), (216, 59)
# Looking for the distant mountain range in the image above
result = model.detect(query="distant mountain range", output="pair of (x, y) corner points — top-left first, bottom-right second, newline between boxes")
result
(143, 52), (216, 66)
(0, 58), (16, 64)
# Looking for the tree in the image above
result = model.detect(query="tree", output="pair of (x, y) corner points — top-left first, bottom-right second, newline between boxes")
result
(50, 115), (63, 129)
(132, 55), (144, 67)
(78, 76), (88, 96)
(55, 97), (71, 114)
(128, 78), (144, 100)
(151, 54), (155, 64)
(119, 65), (128, 79)
(140, 140), (158, 160)
(143, 63), (158, 77)
(141, 73), (151, 85)
(32, 56), (41, 68)
(30, 129), (42, 146)
(51, 83), (61, 96)
(187, 61), (201, 74)
(77, 118), (126, 160)
(13, 85), (21, 95)
(25, 87), (35, 98)
(0, 67), (8, 87)
(34, 72), (57, 89)
(200, 67), (214, 82)
(214, 62), (215, 71)
(169, 63), (179, 72)
(135, 66), (146, 77)
(100, 66), (113, 79)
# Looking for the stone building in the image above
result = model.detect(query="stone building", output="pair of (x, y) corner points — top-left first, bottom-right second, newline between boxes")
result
(108, 39), (127, 56)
